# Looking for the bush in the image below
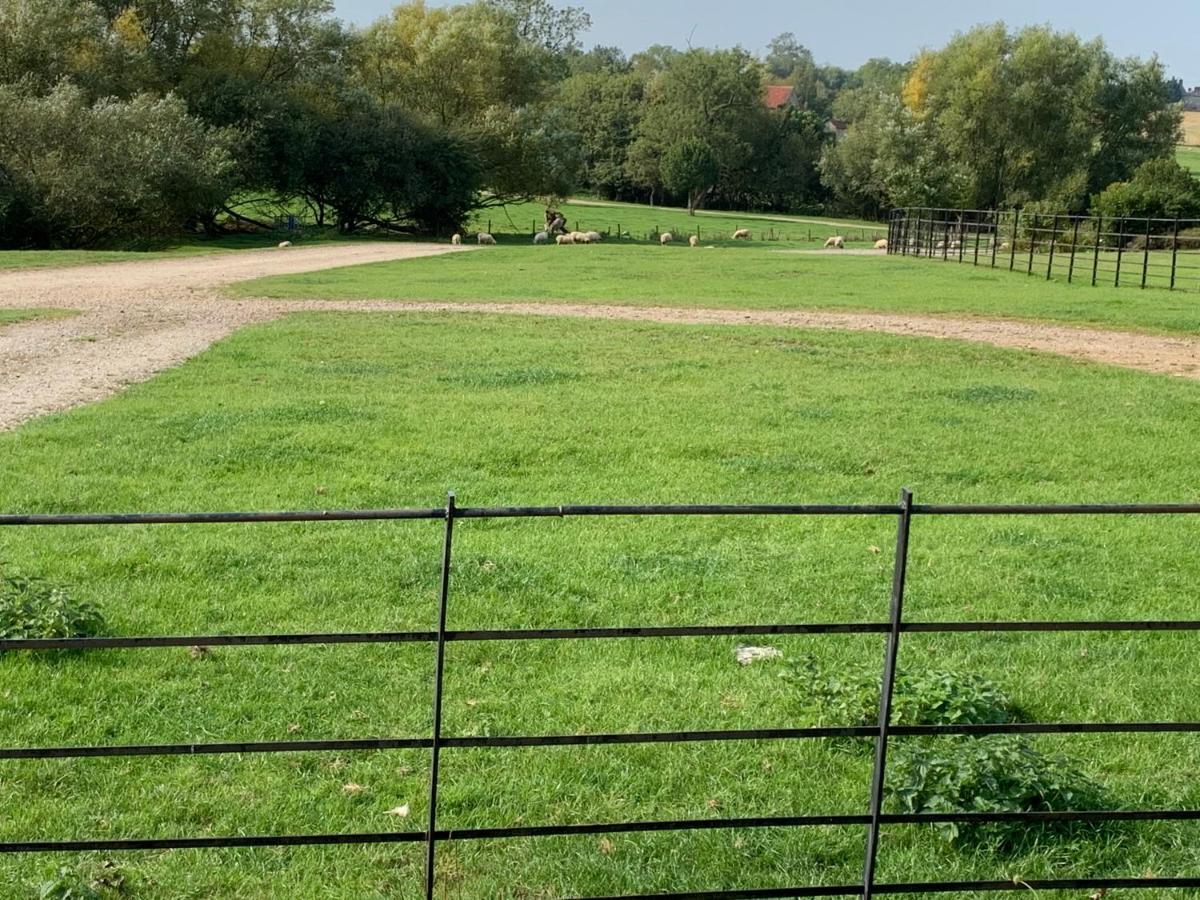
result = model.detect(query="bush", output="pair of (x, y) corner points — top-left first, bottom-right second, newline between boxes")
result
(0, 81), (236, 248)
(0, 567), (105, 640)
(782, 655), (1012, 729)
(1091, 157), (1200, 223)
(890, 736), (1107, 846)
(782, 656), (1108, 848)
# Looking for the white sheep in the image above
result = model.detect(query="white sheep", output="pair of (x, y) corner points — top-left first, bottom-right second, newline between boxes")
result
(732, 228), (751, 240)
(556, 233), (575, 245)
(689, 235), (700, 247)
(824, 236), (845, 249)
(660, 232), (674, 245)
(568, 231), (590, 244)
(874, 239), (889, 250)
(584, 231), (603, 244)
(477, 233), (496, 246)
(533, 231), (549, 245)
(277, 241), (292, 249)
(451, 234), (462, 246)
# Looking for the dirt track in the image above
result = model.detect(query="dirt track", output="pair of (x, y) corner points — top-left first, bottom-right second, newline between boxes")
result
(1, 244), (1199, 430)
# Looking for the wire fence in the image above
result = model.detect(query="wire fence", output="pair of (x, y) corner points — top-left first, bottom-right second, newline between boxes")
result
(3, 493), (1200, 897)
(887, 207), (1200, 292)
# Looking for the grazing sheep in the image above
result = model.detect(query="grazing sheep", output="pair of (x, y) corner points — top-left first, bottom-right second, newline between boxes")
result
(999, 242), (1011, 251)
(477, 233), (496, 246)
(949, 240), (962, 251)
(584, 231), (603, 244)
(874, 239), (889, 250)
(556, 233), (575, 245)
(451, 234), (462, 246)
(568, 231), (590, 244)
(824, 236), (845, 249)
(533, 231), (549, 245)
(689, 235), (700, 247)
(732, 228), (751, 240)
(660, 232), (674, 245)
(277, 241), (292, 249)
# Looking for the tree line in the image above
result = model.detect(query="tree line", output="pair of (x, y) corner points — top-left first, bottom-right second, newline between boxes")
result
(0, 0), (1193, 247)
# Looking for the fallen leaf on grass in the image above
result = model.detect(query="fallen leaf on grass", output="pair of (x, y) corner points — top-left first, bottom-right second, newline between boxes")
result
(343, 783), (364, 795)
(385, 804), (410, 818)
(597, 838), (614, 855)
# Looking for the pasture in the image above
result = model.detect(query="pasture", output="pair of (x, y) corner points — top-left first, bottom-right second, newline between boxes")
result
(2, 304), (1200, 897)
(236, 245), (1200, 335)
(0, 309), (75, 327)
(1179, 144), (1200, 176)
(468, 198), (882, 246)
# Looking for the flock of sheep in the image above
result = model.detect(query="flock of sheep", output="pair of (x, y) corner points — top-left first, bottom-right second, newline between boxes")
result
(450, 229), (891, 250)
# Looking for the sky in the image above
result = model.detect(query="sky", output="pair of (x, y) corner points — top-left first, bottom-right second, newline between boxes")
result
(331, 0), (1200, 85)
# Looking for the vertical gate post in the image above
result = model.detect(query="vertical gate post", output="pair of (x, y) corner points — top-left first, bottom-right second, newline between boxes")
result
(1009, 210), (1020, 272)
(1046, 214), (1059, 281)
(1027, 213), (1037, 276)
(941, 211), (950, 262)
(860, 489), (914, 900)
(425, 492), (457, 900)
(990, 210), (1000, 269)
(1068, 217), (1081, 284)
(1171, 218), (1180, 290)
(1092, 216), (1102, 287)
(973, 212), (982, 266)
(1115, 218), (1125, 287)
(1141, 217), (1152, 289)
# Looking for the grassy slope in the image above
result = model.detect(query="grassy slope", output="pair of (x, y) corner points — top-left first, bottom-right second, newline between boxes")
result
(2, 313), (1200, 897)
(1178, 144), (1200, 175)
(234, 246), (1200, 335)
(0, 308), (77, 327)
(0, 231), (412, 271)
(470, 198), (883, 244)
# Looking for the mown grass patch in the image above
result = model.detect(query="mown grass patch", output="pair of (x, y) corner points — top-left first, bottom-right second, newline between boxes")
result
(1, 313), (1199, 896)
(0, 308), (78, 327)
(234, 245), (1200, 335)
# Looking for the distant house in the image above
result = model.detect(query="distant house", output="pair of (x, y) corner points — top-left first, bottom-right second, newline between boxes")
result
(764, 85), (801, 111)
(824, 118), (849, 142)
(1184, 88), (1200, 112)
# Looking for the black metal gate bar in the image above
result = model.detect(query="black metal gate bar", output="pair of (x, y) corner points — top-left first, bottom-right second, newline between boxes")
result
(861, 490), (914, 899)
(424, 492), (456, 900)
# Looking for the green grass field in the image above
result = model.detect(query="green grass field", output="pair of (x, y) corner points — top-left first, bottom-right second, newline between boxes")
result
(0, 230), (413, 271)
(2, 312), (1200, 897)
(469, 198), (883, 245)
(1177, 144), (1200, 176)
(0, 308), (77, 327)
(234, 245), (1200, 335)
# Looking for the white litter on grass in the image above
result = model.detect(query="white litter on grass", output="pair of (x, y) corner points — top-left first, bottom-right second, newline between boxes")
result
(735, 645), (783, 666)
(385, 804), (410, 818)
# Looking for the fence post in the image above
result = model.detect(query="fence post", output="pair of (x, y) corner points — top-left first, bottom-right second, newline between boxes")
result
(1046, 214), (1059, 281)
(1171, 218), (1180, 290)
(1141, 218), (1152, 289)
(424, 492), (457, 900)
(990, 210), (1000, 269)
(1092, 216), (1102, 287)
(1027, 213), (1037, 276)
(1115, 218), (1125, 288)
(1068, 217), (1081, 284)
(957, 215), (965, 264)
(973, 212), (981, 266)
(1009, 210), (1020, 272)
(941, 211), (950, 262)
(860, 488), (914, 900)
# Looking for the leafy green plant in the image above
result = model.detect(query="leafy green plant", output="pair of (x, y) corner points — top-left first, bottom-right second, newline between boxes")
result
(890, 736), (1108, 846)
(0, 567), (105, 640)
(781, 655), (1012, 730)
(782, 655), (1108, 848)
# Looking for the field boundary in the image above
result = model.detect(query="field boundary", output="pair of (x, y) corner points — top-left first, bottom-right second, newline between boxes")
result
(4, 493), (1200, 897)
(889, 207), (1200, 293)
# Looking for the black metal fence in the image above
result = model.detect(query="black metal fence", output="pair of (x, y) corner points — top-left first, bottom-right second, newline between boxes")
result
(3, 493), (1200, 898)
(887, 207), (1200, 292)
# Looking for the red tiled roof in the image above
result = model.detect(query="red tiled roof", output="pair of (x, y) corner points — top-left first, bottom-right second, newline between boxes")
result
(764, 85), (795, 110)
